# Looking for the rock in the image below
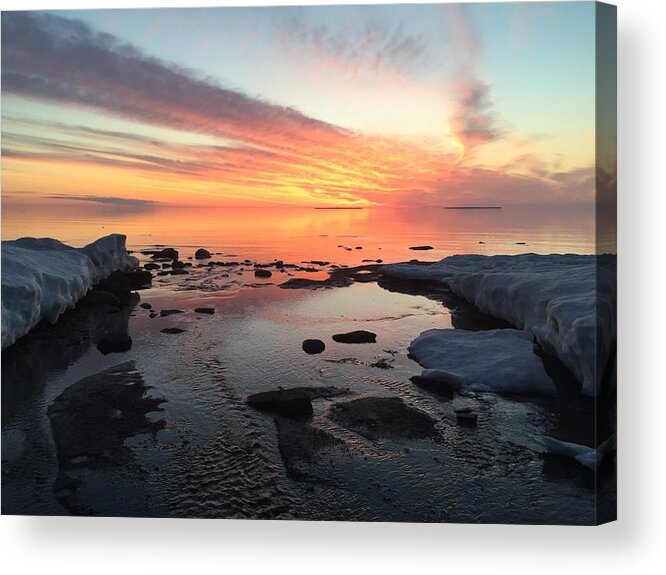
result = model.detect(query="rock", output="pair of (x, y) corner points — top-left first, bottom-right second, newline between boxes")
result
(194, 248), (212, 259)
(194, 307), (215, 314)
(302, 339), (326, 354)
(160, 327), (185, 334)
(160, 309), (184, 317)
(143, 262), (160, 270)
(83, 289), (121, 308)
(139, 302), (152, 310)
(150, 248), (178, 260)
(246, 389), (313, 417)
(454, 407), (474, 414)
(456, 411), (478, 426)
(355, 246), (363, 250)
(410, 374), (456, 398)
(409, 245), (434, 251)
(126, 270), (152, 290)
(332, 330), (377, 344)
(307, 260), (329, 266)
(275, 260), (284, 268)
(330, 397), (437, 440)
(97, 335), (132, 355)
(96, 270), (130, 294)
(254, 269), (272, 278)
(172, 260), (185, 269)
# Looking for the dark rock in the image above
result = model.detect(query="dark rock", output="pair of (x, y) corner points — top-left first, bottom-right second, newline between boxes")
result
(456, 411), (478, 426)
(160, 309), (184, 317)
(172, 260), (185, 269)
(160, 327), (185, 334)
(143, 263), (160, 270)
(332, 330), (377, 344)
(246, 389), (313, 417)
(194, 307), (215, 314)
(329, 397), (437, 440)
(355, 246), (363, 250)
(126, 270), (153, 290)
(139, 302), (152, 310)
(162, 263), (171, 268)
(195, 248), (211, 259)
(82, 290), (121, 308)
(514, 242), (527, 245)
(150, 248), (178, 260)
(409, 245), (434, 251)
(96, 270), (130, 294)
(410, 375), (456, 397)
(275, 260), (284, 268)
(454, 407), (474, 414)
(97, 335), (132, 355)
(254, 269), (272, 278)
(302, 339), (326, 354)
(308, 260), (330, 266)
(170, 269), (189, 275)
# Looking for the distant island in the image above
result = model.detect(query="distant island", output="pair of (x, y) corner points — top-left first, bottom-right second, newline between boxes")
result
(314, 207), (364, 210)
(444, 206), (502, 210)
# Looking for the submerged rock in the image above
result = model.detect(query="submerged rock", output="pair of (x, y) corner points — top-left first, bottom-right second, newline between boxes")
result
(409, 245), (434, 250)
(143, 263), (160, 270)
(139, 302), (152, 310)
(246, 389), (313, 417)
(254, 269), (272, 278)
(329, 397), (437, 440)
(302, 339), (326, 354)
(456, 411), (478, 427)
(275, 417), (343, 479)
(161, 327), (185, 334)
(195, 248), (211, 259)
(332, 330), (377, 344)
(160, 309), (184, 317)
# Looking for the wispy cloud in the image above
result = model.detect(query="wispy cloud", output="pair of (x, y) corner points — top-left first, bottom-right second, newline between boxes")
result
(46, 194), (158, 207)
(273, 16), (430, 80)
(444, 5), (500, 157)
(1, 11), (591, 208)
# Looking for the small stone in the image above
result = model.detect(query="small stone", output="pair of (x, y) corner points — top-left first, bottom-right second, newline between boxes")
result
(302, 339), (326, 354)
(139, 302), (152, 310)
(161, 328), (185, 334)
(409, 245), (434, 251)
(194, 307), (215, 314)
(332, 330), (377, 344)
(254, 269), (272, 278)
(160, 309), (184, 317)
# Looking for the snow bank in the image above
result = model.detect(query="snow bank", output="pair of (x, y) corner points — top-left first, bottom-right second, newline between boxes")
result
(409, 328), (556, 395)
(382, 254), (616, 396)
(539, 434), (616, 471)
(1, 234), (138, 349)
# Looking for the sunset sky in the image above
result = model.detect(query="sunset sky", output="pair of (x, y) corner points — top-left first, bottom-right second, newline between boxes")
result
(1, 3), (598, 209)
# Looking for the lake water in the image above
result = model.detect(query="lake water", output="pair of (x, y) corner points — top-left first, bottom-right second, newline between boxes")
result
(1, 204), (608, 523)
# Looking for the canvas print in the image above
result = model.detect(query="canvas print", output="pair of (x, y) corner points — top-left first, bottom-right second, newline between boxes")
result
(0, 2), (616, 524)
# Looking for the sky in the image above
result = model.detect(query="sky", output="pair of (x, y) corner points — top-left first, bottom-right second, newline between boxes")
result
(1, 3), (598, 208)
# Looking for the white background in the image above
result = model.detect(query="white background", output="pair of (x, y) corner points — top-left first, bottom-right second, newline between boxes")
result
(0, 0), (663, 573)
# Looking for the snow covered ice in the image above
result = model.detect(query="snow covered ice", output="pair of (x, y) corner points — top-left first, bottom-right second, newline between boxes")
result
(1, 234), (138, 349)
(409, 329), (556, 395)
(539, 434), (617, 471)
(382, 254), (616, 396)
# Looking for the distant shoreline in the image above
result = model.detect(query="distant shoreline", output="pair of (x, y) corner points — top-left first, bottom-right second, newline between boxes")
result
(444, 206), (502, 210)
(314, 207), (364, 210)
